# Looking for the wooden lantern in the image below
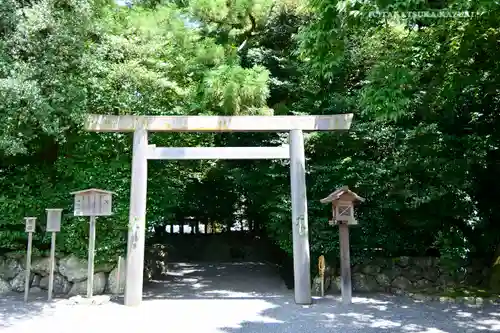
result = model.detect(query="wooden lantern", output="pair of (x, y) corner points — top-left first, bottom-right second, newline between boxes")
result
(319, 185), (364, 305)
(320, 186), (364, 225)
(70, 188), (116, 217)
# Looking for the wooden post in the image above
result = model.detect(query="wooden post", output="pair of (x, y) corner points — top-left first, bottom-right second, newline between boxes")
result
(289, 129), (312, 305)
(321, 274), (325, 297)
(125, 124), (148, 306)
(339, 223), (352, 304)
(48, 232), (56, 301)
(87, 216), (96, 298)
(318, 255), (326, 297)
(24, 232), (33, 302)
(45, 209), (62, 301)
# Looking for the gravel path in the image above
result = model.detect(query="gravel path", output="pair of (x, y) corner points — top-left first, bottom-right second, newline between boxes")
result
(1, 262), (499, 333)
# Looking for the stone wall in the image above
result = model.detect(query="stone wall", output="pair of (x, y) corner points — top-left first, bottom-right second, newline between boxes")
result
(0, 253), (126, 296)
(313, 256), (489, 295)
(3, 252), (488, 297)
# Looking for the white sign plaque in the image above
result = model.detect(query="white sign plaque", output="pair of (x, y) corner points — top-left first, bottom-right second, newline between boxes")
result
(46, 209), (63, 232)
(71, 189), (115, 216)
(74, 195), (82, 214)
(25, 217), (36, 233)
(99, 193), (112, 215)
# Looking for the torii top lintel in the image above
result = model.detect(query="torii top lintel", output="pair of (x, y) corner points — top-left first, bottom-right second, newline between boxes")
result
(84, 114), (354, 132)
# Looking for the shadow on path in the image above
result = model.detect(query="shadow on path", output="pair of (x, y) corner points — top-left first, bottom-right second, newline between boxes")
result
(0, 292), (54, 329)
(139, 262), (500, 333)
(143, 261), (287, 300)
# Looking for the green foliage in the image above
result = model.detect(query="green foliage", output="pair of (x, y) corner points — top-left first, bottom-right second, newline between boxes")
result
(202, 64), (271, 115)
(0, 0), (275, 261)
(434, 228), (469, 278)
(0, 0), (98, 156)
(293, 0), (500, 264)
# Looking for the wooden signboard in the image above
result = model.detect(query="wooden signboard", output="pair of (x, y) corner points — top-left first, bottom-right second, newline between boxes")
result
(71, 189), (114, 217)
(46, 209), (63, 301)
(24, 217), (36, 302)
(70, 188), (116, 298)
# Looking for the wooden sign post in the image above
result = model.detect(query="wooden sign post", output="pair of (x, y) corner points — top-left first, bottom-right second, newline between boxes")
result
(24, 217), (36, 302)
(320, 186), (364, 305)
(318, 255), (326, 297)
(46, 208), (63, 301)
(70, 189), (115, 298)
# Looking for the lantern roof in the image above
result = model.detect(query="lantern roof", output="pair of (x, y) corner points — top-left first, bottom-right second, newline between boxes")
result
(319, 186), (364, 204)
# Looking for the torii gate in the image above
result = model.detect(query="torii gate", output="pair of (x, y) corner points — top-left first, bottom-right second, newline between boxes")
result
(85, 113), (353, 307)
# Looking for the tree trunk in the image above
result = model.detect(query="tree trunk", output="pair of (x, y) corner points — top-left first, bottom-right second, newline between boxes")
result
(489, 243), (500, 292)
